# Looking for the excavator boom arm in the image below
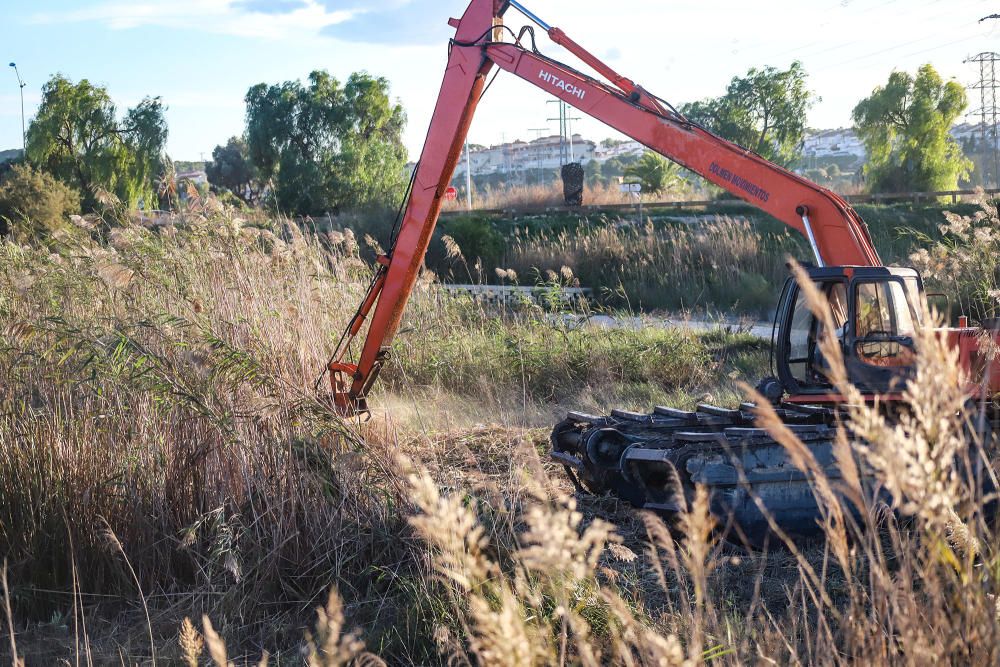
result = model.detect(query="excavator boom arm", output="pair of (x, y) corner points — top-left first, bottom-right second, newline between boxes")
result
(486, 43), (880, 267)
(329, 0), (881, 412)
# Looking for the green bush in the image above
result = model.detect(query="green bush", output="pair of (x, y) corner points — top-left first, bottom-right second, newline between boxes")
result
(437, 215), (505, 267)
(0, 164), (81, 239)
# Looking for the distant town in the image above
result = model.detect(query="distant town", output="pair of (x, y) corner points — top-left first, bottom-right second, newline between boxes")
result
(3, 124), (992, 200)
(451, 123), (990, 179)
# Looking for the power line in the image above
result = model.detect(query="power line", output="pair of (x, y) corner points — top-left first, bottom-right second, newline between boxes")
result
(845, 0), (904, 17)
(547, 99), (582, 164)
(734, 0), (948, 60)
(966, 51), (1000, 187)
(813, 23), (984, 72)
(791, 6), (969, 61)
(736, 0), (985, 73)
(901, 34), (987, 60)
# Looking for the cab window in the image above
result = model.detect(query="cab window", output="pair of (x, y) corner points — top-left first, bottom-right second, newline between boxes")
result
(855, 280), (918, 338)
(786, 281), (847, 386)
(854, 280), (918, 367)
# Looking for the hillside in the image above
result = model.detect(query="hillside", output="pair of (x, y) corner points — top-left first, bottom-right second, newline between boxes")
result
(0, 149), (23, 164)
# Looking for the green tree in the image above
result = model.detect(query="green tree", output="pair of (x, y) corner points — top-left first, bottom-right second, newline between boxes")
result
(205, 137), (262, 205)
(623, 152), (681, 195)
(600, 153), (640, 181)
(26, 75), (167, 211)
(245, 70), (407, 216)
(852, 64), (970, 193)
(0, 164), (81, 239)
(682, 61), (814, 166)
(584, 158), (603, 186)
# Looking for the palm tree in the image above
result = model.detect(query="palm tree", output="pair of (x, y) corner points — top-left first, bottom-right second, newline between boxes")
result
(623, 152), (682, 195)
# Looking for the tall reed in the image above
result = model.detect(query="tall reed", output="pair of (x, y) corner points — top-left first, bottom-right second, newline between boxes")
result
(504, 216), (805, 312)
(3, 198), (998, 664)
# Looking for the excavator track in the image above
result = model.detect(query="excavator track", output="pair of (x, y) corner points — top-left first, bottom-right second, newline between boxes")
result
(551, 402), (843, 546)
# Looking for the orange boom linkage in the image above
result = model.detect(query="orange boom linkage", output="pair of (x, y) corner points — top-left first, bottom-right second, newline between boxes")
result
(327, 0), (883, 414)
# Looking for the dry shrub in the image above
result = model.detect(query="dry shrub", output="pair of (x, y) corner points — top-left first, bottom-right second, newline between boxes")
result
(909, 191), (1000, 321)
(404, 454), (696, 667)
(0, 163), (81, 240)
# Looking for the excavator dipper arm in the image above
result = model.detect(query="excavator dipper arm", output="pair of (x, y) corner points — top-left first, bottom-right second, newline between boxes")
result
(328, 0), (881, 413)
(327, 0), (499, 412)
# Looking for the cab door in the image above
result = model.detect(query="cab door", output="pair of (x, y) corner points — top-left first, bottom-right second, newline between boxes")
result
(845, 276), (921, 392)
(775, 278), (849, 395)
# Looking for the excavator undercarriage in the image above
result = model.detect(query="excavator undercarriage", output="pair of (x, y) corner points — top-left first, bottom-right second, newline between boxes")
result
(552, 394), (999, 546)
(551, 402), (841, 545)
(552, 264), (998, 545)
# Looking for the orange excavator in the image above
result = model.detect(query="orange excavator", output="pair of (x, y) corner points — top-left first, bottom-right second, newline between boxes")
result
(323, 0), (1000, 542)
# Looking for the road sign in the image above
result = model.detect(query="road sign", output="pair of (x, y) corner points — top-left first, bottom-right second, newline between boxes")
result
(444, 186), (458, 200)
(620, 182), (642, 193)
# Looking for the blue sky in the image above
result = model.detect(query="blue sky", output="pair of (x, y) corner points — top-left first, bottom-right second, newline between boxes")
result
(2, 0), (998, 161)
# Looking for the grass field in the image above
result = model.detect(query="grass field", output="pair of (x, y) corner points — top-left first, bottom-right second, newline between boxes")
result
(1, 199), (998, 664)
(336, 198), (976, 315)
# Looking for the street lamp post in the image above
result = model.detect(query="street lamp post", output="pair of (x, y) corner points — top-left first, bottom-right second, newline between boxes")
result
(8, 63), (26, 155)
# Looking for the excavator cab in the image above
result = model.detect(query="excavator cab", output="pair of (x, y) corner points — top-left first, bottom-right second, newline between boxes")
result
(772, 266), (924, 398)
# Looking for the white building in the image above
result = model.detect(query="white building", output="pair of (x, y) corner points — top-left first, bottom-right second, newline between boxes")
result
(593, 140), (645, 162)
(454, 134), (597, 177)
(176, 170), (208, 185)
(801, 128), (866, 163)
(454, 123), (990, 180)
(800, 124), (990, 168)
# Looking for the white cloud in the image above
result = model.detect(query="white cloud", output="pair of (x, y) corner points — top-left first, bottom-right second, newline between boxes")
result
(28, 0), (355, 40)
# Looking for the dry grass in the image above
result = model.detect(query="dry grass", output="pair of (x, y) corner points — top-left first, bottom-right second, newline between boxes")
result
(381, 267), (1000, 666)
(0, 208), (418, 660)
(1, 196), (999, 665)
(441, 182), (691, 213)
(0, 201), (760, 663)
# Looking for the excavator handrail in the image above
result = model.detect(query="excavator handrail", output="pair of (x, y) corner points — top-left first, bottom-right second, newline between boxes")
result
(327, 0), (883, 413)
